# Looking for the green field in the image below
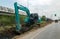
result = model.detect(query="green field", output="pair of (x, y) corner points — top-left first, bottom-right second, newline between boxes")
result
(0, 14), (26, 32)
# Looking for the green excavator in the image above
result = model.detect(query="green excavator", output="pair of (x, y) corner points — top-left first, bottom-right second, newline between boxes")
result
(14, 2), (41, 34)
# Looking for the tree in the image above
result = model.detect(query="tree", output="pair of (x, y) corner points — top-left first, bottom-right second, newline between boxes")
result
(41, 16), (46, 21)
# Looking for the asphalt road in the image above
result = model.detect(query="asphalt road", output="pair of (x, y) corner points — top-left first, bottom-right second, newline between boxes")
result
(33, 22), (60, 39)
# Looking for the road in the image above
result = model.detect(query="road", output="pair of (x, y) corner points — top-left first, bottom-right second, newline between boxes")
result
(33, 22), (60, 39)
(13, 22), (60, 39)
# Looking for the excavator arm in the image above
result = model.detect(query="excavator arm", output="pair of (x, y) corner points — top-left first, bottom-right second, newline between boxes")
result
(14, 2), (30, 32)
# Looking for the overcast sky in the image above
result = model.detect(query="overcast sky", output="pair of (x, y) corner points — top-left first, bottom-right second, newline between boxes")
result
(0, 0), (60, 18)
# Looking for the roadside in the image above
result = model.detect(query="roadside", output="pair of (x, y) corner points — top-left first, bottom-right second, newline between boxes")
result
(12, 22), (53, 39)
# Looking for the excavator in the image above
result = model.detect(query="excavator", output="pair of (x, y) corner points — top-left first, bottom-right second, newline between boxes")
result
(14, 2), (41, 34)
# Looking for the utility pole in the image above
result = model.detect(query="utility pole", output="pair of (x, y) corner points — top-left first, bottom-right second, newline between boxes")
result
(27, 0), (29, 8)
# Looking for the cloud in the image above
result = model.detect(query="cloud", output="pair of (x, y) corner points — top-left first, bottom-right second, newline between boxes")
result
(16, 0), (60, 18)
(16, 0), (27, 7)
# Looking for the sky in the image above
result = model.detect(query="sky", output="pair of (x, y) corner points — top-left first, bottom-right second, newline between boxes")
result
(0, 0), (60, 18)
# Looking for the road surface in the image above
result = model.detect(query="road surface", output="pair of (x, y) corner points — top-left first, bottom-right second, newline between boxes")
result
(33, 22), (60, 39)
(13, 22), (60, 39)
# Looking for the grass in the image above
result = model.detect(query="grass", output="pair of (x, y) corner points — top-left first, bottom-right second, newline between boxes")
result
(0, 14), (26, 32)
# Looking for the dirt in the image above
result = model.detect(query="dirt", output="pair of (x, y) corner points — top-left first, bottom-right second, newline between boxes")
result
(0, 27), (17, 39)
(0, 21), (52, 39)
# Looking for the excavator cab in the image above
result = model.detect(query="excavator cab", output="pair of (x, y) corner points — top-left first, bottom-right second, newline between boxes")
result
(25, 13), (39, 26)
